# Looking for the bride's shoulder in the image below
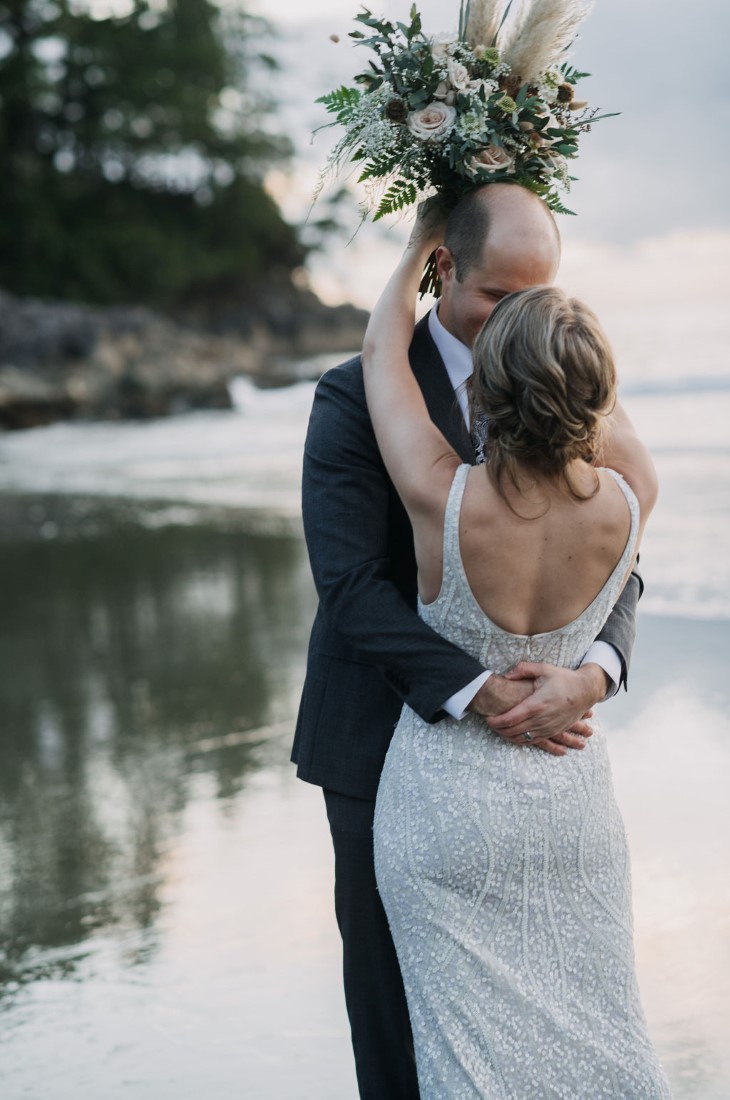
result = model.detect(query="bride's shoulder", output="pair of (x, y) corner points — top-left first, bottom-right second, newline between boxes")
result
(596, 466), (640, 510)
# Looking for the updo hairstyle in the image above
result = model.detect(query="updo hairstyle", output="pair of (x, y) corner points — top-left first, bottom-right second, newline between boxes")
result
(470, 286), (617, 503)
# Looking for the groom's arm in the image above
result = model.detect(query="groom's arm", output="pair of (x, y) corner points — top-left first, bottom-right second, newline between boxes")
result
(303, 360), (520, 724)
(595, 562), (643, 690)
(484, 567), (643, 741)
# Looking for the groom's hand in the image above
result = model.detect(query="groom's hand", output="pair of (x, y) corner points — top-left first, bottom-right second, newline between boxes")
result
(487, 662), (608, 748)
(468, 673), (592, 757)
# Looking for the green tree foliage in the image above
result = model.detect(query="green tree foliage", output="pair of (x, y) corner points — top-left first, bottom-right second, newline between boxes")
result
(0, 0), (304, 304)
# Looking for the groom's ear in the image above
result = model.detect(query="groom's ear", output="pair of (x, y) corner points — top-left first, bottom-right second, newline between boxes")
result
(436, 245), (456, 286)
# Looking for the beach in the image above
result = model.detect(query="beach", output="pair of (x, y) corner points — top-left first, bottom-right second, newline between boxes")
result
(0, 330), (728, 1096)
(2, 0), (728, 1091)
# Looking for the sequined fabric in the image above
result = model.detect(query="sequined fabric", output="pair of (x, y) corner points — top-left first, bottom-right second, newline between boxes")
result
(374, 464), (670, 1099)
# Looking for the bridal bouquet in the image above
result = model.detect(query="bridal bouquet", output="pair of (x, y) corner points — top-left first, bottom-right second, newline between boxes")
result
(316, 0), (615, 293)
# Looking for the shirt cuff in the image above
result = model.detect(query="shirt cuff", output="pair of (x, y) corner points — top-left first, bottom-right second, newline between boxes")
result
(443, 671), (493, 720)
(581, 641), (621, 701)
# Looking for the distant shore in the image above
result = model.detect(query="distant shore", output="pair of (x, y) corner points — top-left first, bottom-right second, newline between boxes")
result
(0, 284), (367, 430)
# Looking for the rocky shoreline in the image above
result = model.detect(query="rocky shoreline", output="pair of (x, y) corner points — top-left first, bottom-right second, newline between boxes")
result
(0, 284), (367, 430)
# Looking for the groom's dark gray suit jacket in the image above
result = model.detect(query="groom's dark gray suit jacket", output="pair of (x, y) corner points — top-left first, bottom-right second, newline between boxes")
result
(292, 316), (641, 801)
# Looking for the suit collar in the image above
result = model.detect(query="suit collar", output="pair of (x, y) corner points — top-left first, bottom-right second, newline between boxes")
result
(410, 313), (473, 463)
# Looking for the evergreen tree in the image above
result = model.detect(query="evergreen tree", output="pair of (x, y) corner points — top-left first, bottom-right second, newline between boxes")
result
(0, 0), (304, 304)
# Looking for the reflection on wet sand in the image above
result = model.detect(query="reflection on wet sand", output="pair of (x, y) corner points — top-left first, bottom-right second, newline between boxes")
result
(0, 503), (728, 1099)
(0, 516), (316, 992)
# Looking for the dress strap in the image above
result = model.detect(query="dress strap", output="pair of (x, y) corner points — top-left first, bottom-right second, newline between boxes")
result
(597, 468), (641, 605)
(442, 464), (471, 573)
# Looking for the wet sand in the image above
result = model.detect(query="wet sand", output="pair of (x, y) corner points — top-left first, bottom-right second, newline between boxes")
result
(1, 540), (726, 1099)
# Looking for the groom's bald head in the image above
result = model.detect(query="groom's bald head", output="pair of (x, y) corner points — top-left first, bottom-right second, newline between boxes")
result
(436, 184), (562, 348)
(444, 183), (561, 282)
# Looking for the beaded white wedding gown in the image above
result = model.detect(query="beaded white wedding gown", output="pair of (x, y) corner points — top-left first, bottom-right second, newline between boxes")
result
(374, 465), (671, 1099)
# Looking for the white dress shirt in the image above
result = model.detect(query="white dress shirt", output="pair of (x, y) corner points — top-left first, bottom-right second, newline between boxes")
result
(427, 304), (622, 719)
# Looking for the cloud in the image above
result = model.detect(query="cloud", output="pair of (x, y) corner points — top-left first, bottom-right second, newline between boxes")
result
(559, 231), (730, 308)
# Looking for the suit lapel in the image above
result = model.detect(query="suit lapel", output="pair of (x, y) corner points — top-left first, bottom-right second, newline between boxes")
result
(410, 314), (474, 463)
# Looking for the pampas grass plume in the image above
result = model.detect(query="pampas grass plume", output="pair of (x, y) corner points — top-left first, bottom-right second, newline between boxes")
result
(500, 0), (593, 84)
(466, 0), (505, 49)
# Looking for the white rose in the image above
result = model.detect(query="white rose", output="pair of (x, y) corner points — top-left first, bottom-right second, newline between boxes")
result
(430, 32), (456, 60)
(447, 58), (470, 91)
(467, 143), (515, 176)
(407, 103), (457, 142)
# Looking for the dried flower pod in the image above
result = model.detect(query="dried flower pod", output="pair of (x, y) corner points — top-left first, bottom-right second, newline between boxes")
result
(474, 45), (501, 64)
(557, 83), (575, 103)
(570, 100), (589, 111)
(384, 96), (408, 123)
(496, 94), (517, 114)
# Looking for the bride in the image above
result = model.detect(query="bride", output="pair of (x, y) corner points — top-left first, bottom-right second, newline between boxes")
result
(363, 205), (671, 1098)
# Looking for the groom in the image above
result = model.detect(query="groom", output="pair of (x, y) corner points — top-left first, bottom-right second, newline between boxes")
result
(292, 183), (642, 1099)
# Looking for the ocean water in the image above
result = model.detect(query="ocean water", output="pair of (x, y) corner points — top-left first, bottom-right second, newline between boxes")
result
(1, 312), (728, 618)
(0, 320), (728, 1098)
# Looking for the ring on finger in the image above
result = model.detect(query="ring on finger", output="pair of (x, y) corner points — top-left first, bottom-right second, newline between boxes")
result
(523, 731), (534, 742)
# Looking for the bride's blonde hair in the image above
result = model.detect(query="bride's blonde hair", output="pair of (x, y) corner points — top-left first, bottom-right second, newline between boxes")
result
(471, 287), (617, 503)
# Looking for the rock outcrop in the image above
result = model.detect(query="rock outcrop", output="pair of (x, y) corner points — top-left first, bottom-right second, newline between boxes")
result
(0, 283), (367, 430)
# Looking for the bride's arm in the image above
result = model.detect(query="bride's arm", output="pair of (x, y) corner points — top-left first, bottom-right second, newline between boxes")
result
(362, 216), (460, 516)
(599, 401), (659, 527)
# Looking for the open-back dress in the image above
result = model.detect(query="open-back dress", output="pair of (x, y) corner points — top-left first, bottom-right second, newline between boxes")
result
(374, 464), (671, 1099)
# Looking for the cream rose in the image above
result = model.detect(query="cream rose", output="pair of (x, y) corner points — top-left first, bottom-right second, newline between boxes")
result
(430, 32), (456, 60)
(407, 103), (457, 142)
(446, 58), (470, 91)
(468, 143), (515, 176)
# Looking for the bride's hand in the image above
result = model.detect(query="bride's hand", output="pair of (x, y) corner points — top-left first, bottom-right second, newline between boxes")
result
(469, 673), (592, 757)
(407, 198), (447, 256)
(488, 662), (606, 744)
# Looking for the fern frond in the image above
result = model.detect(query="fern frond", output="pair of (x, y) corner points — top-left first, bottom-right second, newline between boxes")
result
(316, 85), (362, 121)
(373, 179), (418, 220)
(358, 150), (403, 182)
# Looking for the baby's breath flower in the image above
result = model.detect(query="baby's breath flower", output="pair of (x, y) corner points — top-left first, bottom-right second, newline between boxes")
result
(546, 153), (571, 188)
(469, 78), (498, 99)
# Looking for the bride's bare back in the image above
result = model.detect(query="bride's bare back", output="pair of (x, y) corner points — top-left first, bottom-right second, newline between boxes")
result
(415, 463), (633, 637)
(361, 227), (657, 652)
